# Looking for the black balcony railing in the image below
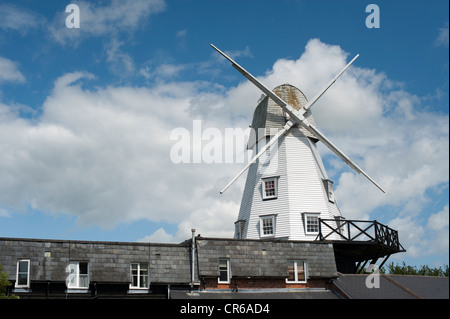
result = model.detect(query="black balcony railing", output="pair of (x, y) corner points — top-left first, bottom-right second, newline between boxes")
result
(316, 218), (405, 252)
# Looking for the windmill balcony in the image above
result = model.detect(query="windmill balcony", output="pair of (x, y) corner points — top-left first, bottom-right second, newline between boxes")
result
(315, 218), (406, 273)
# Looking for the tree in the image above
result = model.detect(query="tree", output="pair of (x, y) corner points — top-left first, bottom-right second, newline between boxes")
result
(383, 262), (449, 277)
(0, 264), (19, 299)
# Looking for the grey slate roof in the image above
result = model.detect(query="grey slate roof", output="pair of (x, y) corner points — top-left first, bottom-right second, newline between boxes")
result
(197, 238), (337, 279)
(386, 275), (449, 299)
(0, 237), (191, 284)
(332, 273), (449, 299)
(0, 237), (337, 285)
(170, 289), (339, 299)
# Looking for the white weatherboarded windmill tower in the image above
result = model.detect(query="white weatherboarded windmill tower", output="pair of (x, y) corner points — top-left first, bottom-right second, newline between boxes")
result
(210, 44), (386, 242)
(235, 83), (345, 240)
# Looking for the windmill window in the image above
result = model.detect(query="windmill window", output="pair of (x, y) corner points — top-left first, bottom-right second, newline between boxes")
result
(15, 259), (30, 288)
(261, 136), (272, 165)
(304, 213), (320, 235)
(260, 215), (275, 237)
(286, 260), (307, 283)
(262, 177), (278, 200)
(323, 179), (335, 203)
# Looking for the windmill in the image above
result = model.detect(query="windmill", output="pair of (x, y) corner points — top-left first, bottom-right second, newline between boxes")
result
(211, 44), (386, 241)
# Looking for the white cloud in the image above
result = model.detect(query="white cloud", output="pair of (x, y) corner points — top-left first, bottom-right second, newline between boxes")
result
(137, 228), (176, 243)
(140, 63), (189, 81)
(49, 0), (166, 45)
(105, 38), (136, 76)
(0, 57), (26, 83)
(436, 22), (449, 47)
(389, 205), (449, 259)
(176, 29), (188, 38)
(0, 71), (245, 231)
(0, 3), (43, 35)
(428, 205), (449, 231)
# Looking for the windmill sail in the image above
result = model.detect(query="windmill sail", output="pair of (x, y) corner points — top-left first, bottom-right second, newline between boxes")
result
(211, 44), (385, 193)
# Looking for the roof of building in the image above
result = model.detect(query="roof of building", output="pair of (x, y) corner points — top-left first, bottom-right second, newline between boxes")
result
(0, 236), (338, 285)
(332, 273), (449, 299)
(170, 288), (339, 299)
(0, 236), (192, 284)
(196, 237), (337, 279)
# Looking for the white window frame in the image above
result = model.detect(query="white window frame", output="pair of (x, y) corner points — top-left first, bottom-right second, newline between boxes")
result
(323, 179), (335, 203)
(15, 259), (30, 288)
(218, 259), (230, 284)
(130, 263), (149, 289)
(259, 215), (275, 237)
(304, 213), (320, 235)
(260, 136), (272, 165)
(286, 260), (307, 283)
(262, 177), (278, 200)
(66, 261), (89, 289)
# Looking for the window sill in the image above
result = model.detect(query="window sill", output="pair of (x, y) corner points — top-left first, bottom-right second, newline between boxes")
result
(128, 288), (150, 294)
(66, 288), (89, 293)
(13, 287), (31, 293)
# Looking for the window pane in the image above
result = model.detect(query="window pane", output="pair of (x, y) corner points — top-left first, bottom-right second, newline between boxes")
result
(79, 262), (88, 275)
(131, 275), (138, 287)
(287, 261), (295, 281)
(68, 263), (77, 275)
(264, 180), (275, 197)
(18, 260), (28, 273)
(67, 274), (76, 287)
(140, 264), (148, 274)
(131, 264), (137, 276)
(140, 275), (148, 288)
(219, 260), (228, 282)
(18, 274), (28, 285)
(219, 271), (228, 282)
(219, 259), (228, 269)
(262, 217), (273, 235)
(79, 275), (89, 288)
(306, 216), (319, 233)
(297, 262), (305, 281)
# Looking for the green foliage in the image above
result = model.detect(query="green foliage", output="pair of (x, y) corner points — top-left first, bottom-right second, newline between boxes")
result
(383, 262), (449, 277)
(0, 264), (19, 299)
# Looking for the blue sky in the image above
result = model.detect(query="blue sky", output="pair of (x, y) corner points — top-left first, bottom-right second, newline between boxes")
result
(0, 0), (448, 269)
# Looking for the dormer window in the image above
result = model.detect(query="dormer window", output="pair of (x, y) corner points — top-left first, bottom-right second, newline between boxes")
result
(15, 260), (30, 288)
(262, 177), (278, 200)
(260, 215), (276, 237)
(218, 259), (230, 283)
(304, 213), (320, 235)
(323, 179), (335, 203)
(67, 261), (89, 289)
